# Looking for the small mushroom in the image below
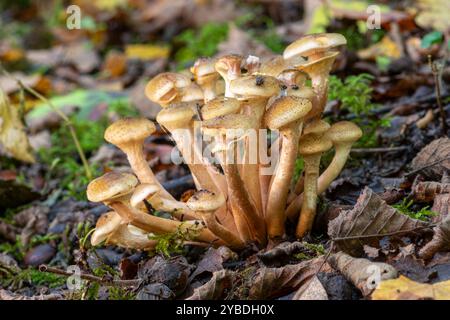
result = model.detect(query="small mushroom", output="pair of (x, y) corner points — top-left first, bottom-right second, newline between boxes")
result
(258, 55), (288, 77)
(230, 74), (281, 215)
(215, 55), (242, 98)
(283, 33), (347, 61)
(295, 133), (332, 238)
(145, 72), (192, 107)
(263, 95), (312, 239)
(200, 97), (241, 120)
(191, 57), (220, 102)
(187, 190), (244, 249)
(202, 114), (266, 245)
(91, 211), (123, 246)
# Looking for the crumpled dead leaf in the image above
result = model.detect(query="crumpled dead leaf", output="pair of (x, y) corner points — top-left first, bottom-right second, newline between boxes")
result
(0, 289), (64, 300)
(411, 137), (450, 180)
(419, 215), (450, 260)
(292, 276), (328, 300)
(14, 206), (49, 246)
(357, 36), (402, 61)
(371, 275), (450, 300)
(0, 87), (35, 163)
(189, 246), (237, 282)
(249, 257), (331, 299)
(328, 187), (429, 256)
(187, 269), (235, 300)
(329, 251), (398, 296)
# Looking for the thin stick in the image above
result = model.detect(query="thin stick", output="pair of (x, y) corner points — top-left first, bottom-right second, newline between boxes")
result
(405, 156), (450, 178)
(350, 146), (409, 154)
(428, 55), (448, 133)
(0, 64), (92, 180)
(331, 225), (434, 242)
(38, 265), (140, 287)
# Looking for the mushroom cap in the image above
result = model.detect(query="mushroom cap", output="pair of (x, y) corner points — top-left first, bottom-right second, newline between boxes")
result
(303, 119), (331, 135)
(201, 97), (241, 120)
(87, 172), (138, 203)
(156, 101), (196, 128)
(179, 83), (204, 102)
(191, 57), (217, 79)
(298, 133), (332, 156)
(229, 75), (280, 99)
(259, 55), (287, 77)
(104, 118), (156, 147)
(286, 86), (315, 100)
(326, 121), (362, 144)
(215, 54), (242, 77)
(145, 72), (191, 104)
(91, 211), (122, 246)
(202, 114), (257, 135)
(283, 33), (347, 60)
(186, 189), (225, 212)
(278, 69), (308, 87)
(264, 96), (312, 130)
(297, 51), (340, 75)
(130, 183), (160, 207)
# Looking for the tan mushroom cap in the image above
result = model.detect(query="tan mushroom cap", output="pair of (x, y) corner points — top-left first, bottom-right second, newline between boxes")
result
(87, 172), (138, 203)
(145, 72), (192, 104)
(91, 211), (122, 246)
(229, 75), (280, 99)
(303, 119), (331, 135)
(283, 33), (347, 60)
(278, 69), (308, 87)
(326, 121), (362, 144)
(186, 189), (225, 212)
(201, 97), (241, 120)
(130, 183), (160, 208)
(259, 55), (287, 77)
(191, 57), (217, 79)
(264, 96), (312, 130)
(156, 101), (196, 128)
(179, 83), (204, 102)
(298, 133), (332, 156)
(296, 51), (340, 74)
(286, 86), (315, 100)
(202, 114), (258, 135)
(104, 118), (156, 147)
(215, 54), (242, 76)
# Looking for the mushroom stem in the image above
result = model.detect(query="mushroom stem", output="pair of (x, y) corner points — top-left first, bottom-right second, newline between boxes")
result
(198, 211), (245, 249)
(109, 202), (223, 245)
(295, 154), (321, 238)
(266, 122), (301, 238)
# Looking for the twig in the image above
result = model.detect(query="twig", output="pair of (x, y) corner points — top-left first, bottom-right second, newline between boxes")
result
(350, 146), (409, 154)
(428, 55), (448, 133)
(331, 225), (434, 242)
(38, 265), (140, 287)
(0, 63), (92, 180)
(405, 156), (450, 178)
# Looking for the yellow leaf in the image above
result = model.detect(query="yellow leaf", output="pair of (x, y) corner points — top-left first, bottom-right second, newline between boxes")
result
(0, 87), (35, 163)
(125, 44), (170, 60)
(357, 36), (402, 60)
(372, 275), (450, 300)
(92, 0), (127, 11)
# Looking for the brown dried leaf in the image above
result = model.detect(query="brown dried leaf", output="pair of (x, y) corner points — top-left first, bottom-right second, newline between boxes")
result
(411, 137), (450, 180)
(189, 246), (237, 282)
(0, 88), (35, 163)
(248, 257), (330, 299)
(419, 215), (450, 260)
(328, 187), (429, 256)
(187, 269), (235, 300)
(292, 276), (328, 300)
(0, 289), (63, 300)
(329, 251), (398, 296)
(432, 194), (450, 223)
(14, 206), (49, 246)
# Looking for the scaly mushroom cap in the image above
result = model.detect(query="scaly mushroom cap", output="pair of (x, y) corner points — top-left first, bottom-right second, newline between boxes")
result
(202, 114), (258, 135)
(259, 55), (287, 77)
(91, 211), (122, 246)
(104, 118), (156, 147)
(286, 86), (315, 100)
(145, 72), (191, 105)
(278, 69), (308, 87)
(130, 183), (160, 207)
(87, 172), (138, 203)
(215, 54), (242, 78)
(201, 97), (241, 120)
(298, 133), (332, 156)
(229, 75), (280, 99)
(179, 83), (204, 102)
(283, 33), (347, 60)
(296, 51), (340, 75)
(156, 101), (196, 129)
(264, 96), (312, 130)
(186, 189), (225, 212)
(191, 58), (217, 79)
(326, 121), (362, 144)
(303, 119), (331, 135)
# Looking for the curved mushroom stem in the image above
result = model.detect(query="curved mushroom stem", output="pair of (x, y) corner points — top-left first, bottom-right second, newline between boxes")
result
(286, 143), (352, 221)
(107, 224), (157, 250)
(109, 202), (223, 245)
(220, 142), (266, 245)
(287, 174), (305, 204)
(296, 154), (321, 238)
(266, 122), (302, 239)
(198, 211), (245, 250)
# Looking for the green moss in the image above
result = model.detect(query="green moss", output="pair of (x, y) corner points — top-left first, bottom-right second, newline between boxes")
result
(149, 223), (200, 257)
(393, 199), (438, 221)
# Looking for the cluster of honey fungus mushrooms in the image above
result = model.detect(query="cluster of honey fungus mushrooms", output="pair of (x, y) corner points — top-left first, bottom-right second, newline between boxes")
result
(86, 33), (363, 250)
